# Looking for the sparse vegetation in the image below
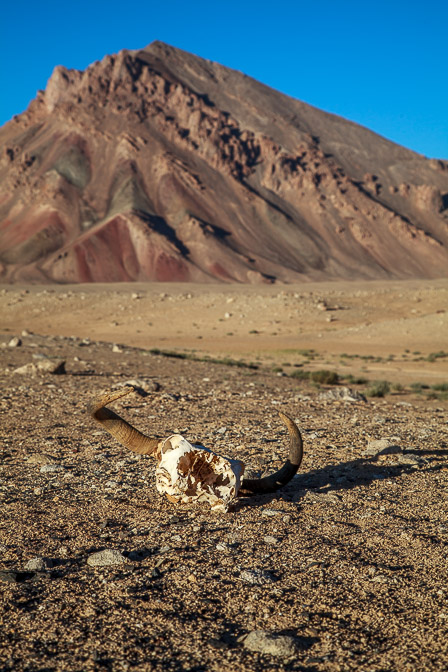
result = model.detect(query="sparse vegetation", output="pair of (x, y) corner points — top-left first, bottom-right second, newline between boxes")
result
(297, 348), (317, 358)
(342, 374), (369, 385)
(426, 350), (448, 362)
(431, 382), (448, 391)
(290, 369), (340, 385)
(427, 382), (448, 400)
(410, 382), (430, 393)
(289, 369), (309, 381)
(366, 380), (391, 397)
(148, 347), (188, 359)
(340, 353), (384, 361)
(204, 356), (258, 370)
(311, 370), (340, 385)
(147, 348), (259, 370)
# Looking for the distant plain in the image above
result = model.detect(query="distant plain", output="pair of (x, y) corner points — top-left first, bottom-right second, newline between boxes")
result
(2, 278), (447, 389)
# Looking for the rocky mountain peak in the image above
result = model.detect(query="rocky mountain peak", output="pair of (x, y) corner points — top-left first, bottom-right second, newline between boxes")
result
(1, 41), (447, 283)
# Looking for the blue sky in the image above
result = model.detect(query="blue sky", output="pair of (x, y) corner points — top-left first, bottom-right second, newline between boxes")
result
(1, 0), (447, 158)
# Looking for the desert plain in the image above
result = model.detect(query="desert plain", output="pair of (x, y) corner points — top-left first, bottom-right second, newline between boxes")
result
(2, 278), (448, 383)
(1, 278), (448, 672)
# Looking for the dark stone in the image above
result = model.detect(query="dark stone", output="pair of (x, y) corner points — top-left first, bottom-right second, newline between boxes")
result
(0, 570), (36, 583)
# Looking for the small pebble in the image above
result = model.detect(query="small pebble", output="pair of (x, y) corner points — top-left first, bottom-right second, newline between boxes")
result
(13, 360), (66, 375)
(364, 439), (401, 457)
(242, 630), (297, 657)
(239, 569), (277, 585)
(87, 549), (126, 567)
(40, 464), (65, 474)
(8, 336), (22, 348)
(27, 453), (55, 466)
(0, 570), (35, 584)
(24, 557), (53, 571)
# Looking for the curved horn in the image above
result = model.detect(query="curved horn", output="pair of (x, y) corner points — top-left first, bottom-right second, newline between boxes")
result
(88, 387), (160, 456)
(238, 411), (303, 495)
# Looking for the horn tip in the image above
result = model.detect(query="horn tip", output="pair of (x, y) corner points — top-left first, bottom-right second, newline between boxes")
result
(88, 386), (135, 416)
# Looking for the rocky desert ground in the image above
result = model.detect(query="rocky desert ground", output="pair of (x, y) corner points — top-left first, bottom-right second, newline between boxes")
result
(1, 279), (448, 671)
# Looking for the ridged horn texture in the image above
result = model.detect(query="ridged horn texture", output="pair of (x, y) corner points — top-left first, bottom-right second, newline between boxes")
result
(238, 411), (303, 496)
(88, 387), (160, 456)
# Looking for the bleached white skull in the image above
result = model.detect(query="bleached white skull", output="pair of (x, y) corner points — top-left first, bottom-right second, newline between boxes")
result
(156, 435), (245, 511)
(88, 387), (303, 510)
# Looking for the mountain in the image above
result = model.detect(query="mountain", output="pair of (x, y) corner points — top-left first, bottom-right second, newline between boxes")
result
(1, 41), (447, 283)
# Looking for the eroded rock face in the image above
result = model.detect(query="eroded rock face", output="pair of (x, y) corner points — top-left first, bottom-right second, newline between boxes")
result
(155, 435), (245, 511)
(1, 40), (448, 282)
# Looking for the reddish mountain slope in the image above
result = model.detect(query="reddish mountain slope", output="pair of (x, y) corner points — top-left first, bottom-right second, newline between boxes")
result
(1, 41), (447, 283)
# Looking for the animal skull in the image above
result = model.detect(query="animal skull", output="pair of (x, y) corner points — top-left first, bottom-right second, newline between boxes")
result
(88, 387), (303, 510)
(156, 435), (245, 511)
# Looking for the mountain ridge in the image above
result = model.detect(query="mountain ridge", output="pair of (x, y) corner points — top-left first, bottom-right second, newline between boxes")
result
(1, 40), (447, 283)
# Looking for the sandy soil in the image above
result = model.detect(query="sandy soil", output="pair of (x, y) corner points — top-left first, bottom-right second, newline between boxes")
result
(1, 279), (448, 671)
(1, 278), (448, 385)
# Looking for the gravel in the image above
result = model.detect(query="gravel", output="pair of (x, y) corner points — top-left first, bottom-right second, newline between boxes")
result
(1, 332), (447, 672)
